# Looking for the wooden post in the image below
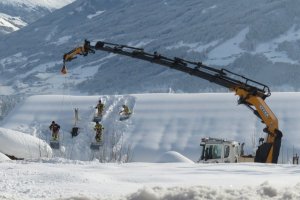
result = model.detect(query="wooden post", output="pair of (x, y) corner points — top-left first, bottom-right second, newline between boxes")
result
(293, 153), (299, 165)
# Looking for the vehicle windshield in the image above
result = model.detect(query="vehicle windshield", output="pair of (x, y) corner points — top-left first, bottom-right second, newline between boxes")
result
(203, 144), (222, 160)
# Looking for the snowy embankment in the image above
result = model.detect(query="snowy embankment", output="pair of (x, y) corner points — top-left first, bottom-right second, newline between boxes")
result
(0, 152), (9, 161)
(1, 92), (300, 162)
(0, 128), (52, 160)
(1, 92), (300, 199)
(0, 160), (300, 200)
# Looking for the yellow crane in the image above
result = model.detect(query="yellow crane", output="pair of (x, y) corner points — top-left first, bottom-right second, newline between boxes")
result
(62, 40), (283, 163)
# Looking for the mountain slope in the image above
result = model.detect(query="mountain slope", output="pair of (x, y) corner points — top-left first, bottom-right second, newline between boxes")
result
(0, 0), (75, 9)
(0, 13), (27, 34)
(1, 0), (300, 95)
(0, 0), (75, 35)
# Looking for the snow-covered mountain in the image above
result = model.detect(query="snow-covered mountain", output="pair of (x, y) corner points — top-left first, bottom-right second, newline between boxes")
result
(1, 0), (300, 96)
(0, 12), (27, 34)
(0, 0), (75, 35)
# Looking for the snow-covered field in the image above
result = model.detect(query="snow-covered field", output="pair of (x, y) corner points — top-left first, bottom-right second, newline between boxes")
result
(0, 92), (300, 199)
(1, 160), (300, 200)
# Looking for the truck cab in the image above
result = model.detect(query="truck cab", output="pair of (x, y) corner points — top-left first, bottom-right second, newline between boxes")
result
(199, 137), (241, 163)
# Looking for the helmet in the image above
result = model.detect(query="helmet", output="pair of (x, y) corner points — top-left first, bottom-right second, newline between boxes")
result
(52, 121), (55, 124)
(96, 121), (99, 124)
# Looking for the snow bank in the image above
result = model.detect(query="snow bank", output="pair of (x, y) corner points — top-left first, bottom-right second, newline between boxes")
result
(125, 182), (300, 200)
(0, 151), (10, 161)
(1, 161), (299, 200)
(0, 127), (52, 159)
(2, 92), (300, 163)
(156, 151), (194, 163)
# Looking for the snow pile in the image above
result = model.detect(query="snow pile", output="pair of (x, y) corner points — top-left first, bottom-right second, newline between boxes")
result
(156, 151), (194, 163)
(0, 127), (52, 159)
(125, 182), (300, 200)
(1, 161), (300, 200)
(0, 93), (300, 199)
(1, 92), (300, 162)
(0, 152), (10, 161)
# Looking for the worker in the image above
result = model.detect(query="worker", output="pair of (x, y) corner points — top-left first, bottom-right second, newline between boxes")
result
(94, 121), (104, 142)
(49, 121), (60, 140)
(119, 105), (132, 116)
(95, 99), (104, 117)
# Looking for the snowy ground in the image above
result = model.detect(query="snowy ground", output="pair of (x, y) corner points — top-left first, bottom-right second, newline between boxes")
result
(1, 92), (300, 199)
(1, 160), (300, 200)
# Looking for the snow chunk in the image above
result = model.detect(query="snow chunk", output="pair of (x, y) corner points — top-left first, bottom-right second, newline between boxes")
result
(156, 151), (194, 163)
(127, 187), (160, 200)
(0, 127), (52, 159)
(124, 184), (289, 200)
(258, 181), (278, 197)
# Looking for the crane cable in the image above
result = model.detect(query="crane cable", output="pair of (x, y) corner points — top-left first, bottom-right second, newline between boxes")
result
(61, 65), (83, 159)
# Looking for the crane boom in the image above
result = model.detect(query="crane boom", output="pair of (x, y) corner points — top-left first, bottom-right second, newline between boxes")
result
(63, 40), (283, 163)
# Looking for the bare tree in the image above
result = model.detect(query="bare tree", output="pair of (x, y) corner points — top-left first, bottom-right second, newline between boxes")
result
(94, 130), (132, 163)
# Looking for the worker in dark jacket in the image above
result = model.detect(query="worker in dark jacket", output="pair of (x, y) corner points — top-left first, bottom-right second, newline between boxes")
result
(49, 121), (60, 140)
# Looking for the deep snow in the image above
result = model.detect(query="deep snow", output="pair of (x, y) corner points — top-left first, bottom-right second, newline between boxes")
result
(0, 127), (52, 159)
(1, 92), (300, 199)
(1, 160), (300, 200)
(1, 92), (300, 163)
